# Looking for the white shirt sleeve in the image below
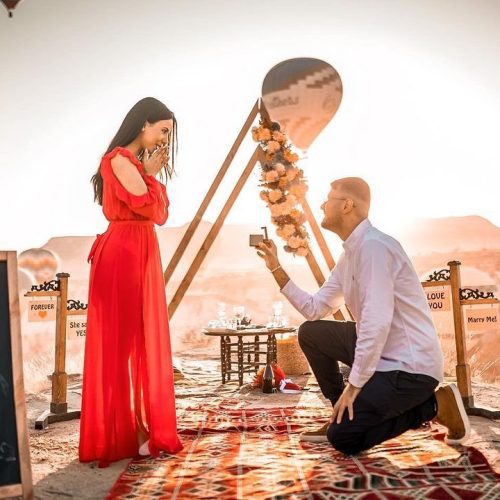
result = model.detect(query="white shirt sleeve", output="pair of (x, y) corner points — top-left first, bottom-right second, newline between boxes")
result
(280, 258), (345, 321)
(348, 239), (395, 388)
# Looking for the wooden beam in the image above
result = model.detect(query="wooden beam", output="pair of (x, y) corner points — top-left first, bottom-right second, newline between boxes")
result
(448, 260), (473, 407)
(6, 252), (33, 500)
(305, 250), (345, 321)
(0, 484), (23, 499)
(67, 309), (88, 316)
(422, 281), (451, 288)
(304, 249), (326, 287)
(258, 99), (271, 123)
(168, 146), (263, 318)
(24, 290), (60, 297)
(51, 273), (70, 413)
(164, 100), (260, 285)
(460, 298), (499, 306)
(300, 194), (336, 270)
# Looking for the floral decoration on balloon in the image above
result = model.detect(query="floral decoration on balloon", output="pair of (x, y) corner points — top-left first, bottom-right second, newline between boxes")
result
(252, 120), (310, 256)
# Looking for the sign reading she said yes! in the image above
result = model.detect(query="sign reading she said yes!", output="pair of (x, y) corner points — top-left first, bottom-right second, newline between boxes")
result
(28, 300), (56, 321)
(426, 287), (450, 311)
(67, 316), (87, 339)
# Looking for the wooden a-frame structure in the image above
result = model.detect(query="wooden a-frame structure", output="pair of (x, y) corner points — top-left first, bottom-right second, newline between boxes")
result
(163, 99), (346, 321)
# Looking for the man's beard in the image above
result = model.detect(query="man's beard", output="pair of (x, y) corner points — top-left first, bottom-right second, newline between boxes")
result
(321, 215), (340, 233)
(321, 217), (333, 231)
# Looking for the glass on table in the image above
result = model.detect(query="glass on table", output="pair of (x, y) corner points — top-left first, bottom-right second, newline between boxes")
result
(232, 305), (245, 326)
(216, 302), (227, 326)
(269, 301), (285, 327)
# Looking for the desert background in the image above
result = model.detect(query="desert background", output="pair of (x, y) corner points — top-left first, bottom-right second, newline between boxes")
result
(18, 213), (500, 394)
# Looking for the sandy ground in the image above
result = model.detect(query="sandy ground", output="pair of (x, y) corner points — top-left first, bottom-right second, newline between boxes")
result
(26, 350), (500, 500)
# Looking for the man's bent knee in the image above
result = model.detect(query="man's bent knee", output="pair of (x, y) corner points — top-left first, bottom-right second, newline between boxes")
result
(327, 423), (364, 456)
(297, 320), (321, 347)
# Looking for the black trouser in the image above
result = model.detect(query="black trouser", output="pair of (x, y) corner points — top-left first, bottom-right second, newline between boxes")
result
(298, 320), (438, 455)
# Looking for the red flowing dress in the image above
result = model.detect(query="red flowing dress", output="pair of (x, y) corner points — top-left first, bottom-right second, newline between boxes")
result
(79, 147), (182, 467)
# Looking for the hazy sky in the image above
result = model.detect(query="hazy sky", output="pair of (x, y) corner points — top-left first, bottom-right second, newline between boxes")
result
(1, 0), (499, 253)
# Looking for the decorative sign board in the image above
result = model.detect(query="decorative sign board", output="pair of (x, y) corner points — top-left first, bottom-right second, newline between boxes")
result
(66, 316), (87, 339)
(426, 286), (451, 312)
(27, 299), (56, 322)
(464, 305), (499, 332)
(0, 252), (33, 499)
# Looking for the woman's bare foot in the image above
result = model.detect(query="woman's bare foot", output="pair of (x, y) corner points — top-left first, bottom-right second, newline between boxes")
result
(138, 439), (151, 456)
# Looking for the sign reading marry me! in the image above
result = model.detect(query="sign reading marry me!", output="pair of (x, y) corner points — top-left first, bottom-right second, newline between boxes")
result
(28, 299), (56, 321)
(426, 287), (450, 311)
(465, 306), (499, 332)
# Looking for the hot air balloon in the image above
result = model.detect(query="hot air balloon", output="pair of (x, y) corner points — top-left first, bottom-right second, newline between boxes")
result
(1, 0), (23, 17)
(18, 248), (60, 284)
(262, 58), (343, 151)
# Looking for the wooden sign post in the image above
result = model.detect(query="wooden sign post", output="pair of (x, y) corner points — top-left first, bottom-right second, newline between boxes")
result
(422, 261), (499, 419)
(164, 99), (347, 321)
(0, 251), (33, 500)
(24, 273), (84, 429)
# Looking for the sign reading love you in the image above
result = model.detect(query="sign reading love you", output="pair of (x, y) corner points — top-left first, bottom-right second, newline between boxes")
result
(28, 300), (56, 322)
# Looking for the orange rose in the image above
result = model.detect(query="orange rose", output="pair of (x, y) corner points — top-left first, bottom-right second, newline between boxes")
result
(280, 202), (293, 216)
(265, 171), (279, 183)
(270, 204), (284, 217)
(297, 226), (308, 238)
(272, 131), (286, 143)
(257, 127), (272, 141)
(274, 162), (286, 175)
(289, 183), (308, 197)
(286, 167), (299, 181)
(284, 150), (299, 163)
(276, 227), (286, 239)
(296, 246), (309, 257)
(267, 140), (281, 154)
(268, 189), (283, 203)
(282, 224), (296, 238)
(287, 236), (303, 249)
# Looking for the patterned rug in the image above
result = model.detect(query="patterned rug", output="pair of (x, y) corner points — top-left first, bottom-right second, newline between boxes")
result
(107, 405), (500, 499)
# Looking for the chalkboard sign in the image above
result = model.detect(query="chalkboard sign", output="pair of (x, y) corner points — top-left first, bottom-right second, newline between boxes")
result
(0, 252), (33, 500)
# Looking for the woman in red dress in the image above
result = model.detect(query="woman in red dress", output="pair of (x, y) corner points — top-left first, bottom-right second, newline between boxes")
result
(79, 97), (182, 467)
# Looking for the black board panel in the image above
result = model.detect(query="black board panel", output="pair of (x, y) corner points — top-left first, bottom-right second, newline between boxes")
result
(0, 261), (21, 486)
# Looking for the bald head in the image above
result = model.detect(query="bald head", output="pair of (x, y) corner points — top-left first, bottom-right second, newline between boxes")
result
(332, 177), (371, 217)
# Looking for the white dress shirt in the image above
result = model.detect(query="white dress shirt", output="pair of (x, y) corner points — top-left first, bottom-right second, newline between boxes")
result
(281, 219), (444, 388)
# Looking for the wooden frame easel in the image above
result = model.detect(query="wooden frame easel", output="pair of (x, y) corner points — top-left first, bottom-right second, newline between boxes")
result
(164, 99), (345, 321)
(0, 251), (33, 500)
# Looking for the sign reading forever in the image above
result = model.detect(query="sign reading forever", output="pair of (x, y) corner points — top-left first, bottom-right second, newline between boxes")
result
(0, 252), (33, 499)
(426, 287), (451, 311)
(28, 299), (56, 322)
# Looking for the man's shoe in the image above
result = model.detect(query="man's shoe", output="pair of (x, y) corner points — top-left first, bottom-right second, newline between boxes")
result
(299, 422), (330, 443)
(435, 384), (471, 445)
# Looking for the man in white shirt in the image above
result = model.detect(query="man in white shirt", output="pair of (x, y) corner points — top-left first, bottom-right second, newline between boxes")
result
(257, 177), (470, 454)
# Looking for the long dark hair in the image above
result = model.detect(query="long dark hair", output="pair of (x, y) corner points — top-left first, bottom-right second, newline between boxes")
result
(91, 97), (177, 205)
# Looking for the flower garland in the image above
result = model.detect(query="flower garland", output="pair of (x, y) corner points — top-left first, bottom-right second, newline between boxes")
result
(252, 120), (310, 256)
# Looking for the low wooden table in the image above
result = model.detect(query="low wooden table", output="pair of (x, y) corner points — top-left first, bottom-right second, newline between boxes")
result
(203, 327), (294, 386)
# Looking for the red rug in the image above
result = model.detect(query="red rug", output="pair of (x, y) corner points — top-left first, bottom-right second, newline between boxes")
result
(107, 406), (500, 499)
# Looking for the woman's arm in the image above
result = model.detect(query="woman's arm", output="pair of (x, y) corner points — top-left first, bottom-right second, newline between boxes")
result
(110, 155), (148, 195)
